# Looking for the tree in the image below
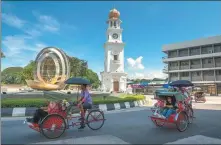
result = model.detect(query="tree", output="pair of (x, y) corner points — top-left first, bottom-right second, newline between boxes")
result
(1, 57), (100, 88)
(84, 69), (100, 89)
(1, 67), (24, 84)
(69, 57), (100, 89)
(22, 61), (36, 80)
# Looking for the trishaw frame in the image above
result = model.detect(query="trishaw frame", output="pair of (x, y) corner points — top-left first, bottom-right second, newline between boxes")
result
(149, 91), (194, 132)
(25, 77), (106, 139)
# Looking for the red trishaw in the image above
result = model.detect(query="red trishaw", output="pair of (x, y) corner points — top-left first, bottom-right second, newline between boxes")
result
(150, 92), (194, 132)
(24, 77), (106, 139)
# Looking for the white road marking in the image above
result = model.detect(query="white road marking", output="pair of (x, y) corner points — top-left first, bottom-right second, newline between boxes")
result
(98, 104), (107, 111)
(34, 135), (130, 144)
(114, 103), (121, 110)
(125, 102), (130, 108)
(165, 135), (221, 144)
(12, 108), (26, 117)
(134, 101), (138, 107)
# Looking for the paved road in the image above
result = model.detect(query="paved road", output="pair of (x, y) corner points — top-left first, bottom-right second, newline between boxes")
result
(1, 104), (221, 144)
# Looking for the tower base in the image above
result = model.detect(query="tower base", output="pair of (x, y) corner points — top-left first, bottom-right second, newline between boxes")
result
(100, 72), (127, 93)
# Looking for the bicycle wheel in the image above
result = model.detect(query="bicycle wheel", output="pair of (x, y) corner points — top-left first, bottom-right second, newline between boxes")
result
(86, 109), (105, 130)
(40, 114), (66, 139)
(176, 111), (188, 132)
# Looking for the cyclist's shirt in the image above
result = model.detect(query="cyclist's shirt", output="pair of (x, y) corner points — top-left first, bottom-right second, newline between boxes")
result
(80, 90), (92, 104)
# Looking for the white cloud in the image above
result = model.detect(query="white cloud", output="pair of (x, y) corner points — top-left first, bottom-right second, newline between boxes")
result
(2, 35), (47, 69)
(1, 9), (75, 69)
(127, 56), (145, 70)
(38, 15), (60, 32)
(1, 13), (26, 29)
(2, 35), (46, 56)
(143, 70), (168, 79)
(128, 69), (168, 80)
(32, 11), (61, 33)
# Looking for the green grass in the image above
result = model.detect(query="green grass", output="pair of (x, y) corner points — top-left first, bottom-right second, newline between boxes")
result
(1, 94), (145, 108)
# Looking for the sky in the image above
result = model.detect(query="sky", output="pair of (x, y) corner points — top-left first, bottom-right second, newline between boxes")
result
(1, 1), (221, 80)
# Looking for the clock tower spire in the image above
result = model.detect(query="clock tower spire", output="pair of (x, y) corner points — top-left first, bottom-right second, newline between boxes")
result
(100, 8), (127, 93)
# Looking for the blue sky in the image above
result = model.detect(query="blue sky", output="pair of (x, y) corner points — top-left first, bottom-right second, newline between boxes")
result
(2, 1), (221, 79)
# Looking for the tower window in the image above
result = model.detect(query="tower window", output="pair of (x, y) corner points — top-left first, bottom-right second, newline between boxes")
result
(114, 21), (117, 27)
(110, 21), (113, 27)
(114, 55), (118, 60)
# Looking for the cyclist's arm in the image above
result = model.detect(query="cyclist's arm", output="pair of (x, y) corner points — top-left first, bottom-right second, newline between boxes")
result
(77, 91), (86, 104)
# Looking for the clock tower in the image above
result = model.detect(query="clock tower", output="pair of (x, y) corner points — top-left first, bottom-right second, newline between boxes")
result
(100, 8), (127, 93)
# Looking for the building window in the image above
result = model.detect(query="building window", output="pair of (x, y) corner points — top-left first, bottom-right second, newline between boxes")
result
(114, 21), (117, 27)
(114, 55), (119, 60)
(191, 59), (200, 65)
(190, 47), (200, 55)
(171, 73), (178, 77)
(170, 62), (178, 67)
(216, 70), (221, 75)
(110, 21), (113, 27)
(180, 61), (189, 66)
(168, 51), (177, 58)
(179, 49), (188, 57)
(214, 44), (221, 53)
(181, 72), (189, 77)
(215, 57), (221, 63)
(203, 58), (213, 64)
(192, 71), (201, 76)
(201, 45), (213, 54)
(204, 71), (214, 76)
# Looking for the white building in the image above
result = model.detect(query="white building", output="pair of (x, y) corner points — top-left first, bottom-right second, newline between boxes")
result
(162, 35), (221, 95)
(100, 8), (127, 92)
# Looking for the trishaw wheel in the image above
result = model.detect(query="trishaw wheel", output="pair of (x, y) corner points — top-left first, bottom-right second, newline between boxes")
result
(176, 112), (188, 132)
(153, 119), (165, 127)
(188, 108), (194, 124)
(40, 114), (66, 139)
(86, 109), (105, 130)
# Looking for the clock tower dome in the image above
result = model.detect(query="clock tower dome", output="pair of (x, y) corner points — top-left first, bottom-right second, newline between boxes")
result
(100, 8), (127, 93)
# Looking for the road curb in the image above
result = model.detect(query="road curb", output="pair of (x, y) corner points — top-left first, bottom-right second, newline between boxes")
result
(1, 98), (152, 117)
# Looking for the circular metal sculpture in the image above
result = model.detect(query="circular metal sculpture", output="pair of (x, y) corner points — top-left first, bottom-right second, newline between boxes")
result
(26, 47), (70, 90)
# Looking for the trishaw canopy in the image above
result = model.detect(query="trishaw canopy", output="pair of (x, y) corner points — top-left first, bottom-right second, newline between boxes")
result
(157, 91), (187, 102)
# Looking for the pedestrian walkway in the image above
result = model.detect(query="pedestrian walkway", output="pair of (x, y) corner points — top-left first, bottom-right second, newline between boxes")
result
(165, 135), (221, 144)
(34, 135), (130, 144)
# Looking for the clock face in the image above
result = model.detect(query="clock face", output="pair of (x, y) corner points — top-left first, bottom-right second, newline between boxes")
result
(112, 33), (118, 39)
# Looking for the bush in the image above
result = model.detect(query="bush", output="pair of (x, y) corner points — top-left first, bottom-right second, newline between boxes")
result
(1, 94), (145, 108)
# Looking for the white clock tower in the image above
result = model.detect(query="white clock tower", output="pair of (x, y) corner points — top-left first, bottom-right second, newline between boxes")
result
(100, 8), (127, 92)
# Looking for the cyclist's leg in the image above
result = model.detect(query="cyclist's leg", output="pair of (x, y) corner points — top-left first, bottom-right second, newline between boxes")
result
(79, 103), (92, 129)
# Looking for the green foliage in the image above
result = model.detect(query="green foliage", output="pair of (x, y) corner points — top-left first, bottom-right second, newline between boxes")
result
(1, 95), (145, 108)
(1, 56), (100, 88)
(84, 69), (100, 89)
(68, 57), (100, 89)
(1, 67), (24, 84)
(22, 60), (36, 80)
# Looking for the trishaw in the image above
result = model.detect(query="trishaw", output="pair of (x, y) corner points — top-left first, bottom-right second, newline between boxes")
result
(24, 77), (106, 139)
(149, 92), (194, 132)
(192, 87), (206, 103)
(194, 91), (206, 103)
